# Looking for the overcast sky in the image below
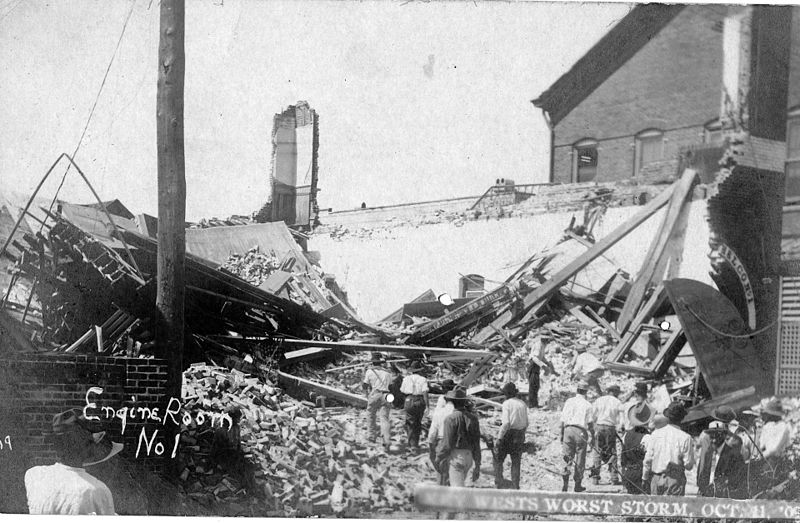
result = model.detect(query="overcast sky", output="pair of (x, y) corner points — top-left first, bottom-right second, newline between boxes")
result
(0, 0), (631, 221)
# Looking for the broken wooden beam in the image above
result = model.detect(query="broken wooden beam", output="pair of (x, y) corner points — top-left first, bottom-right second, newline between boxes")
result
(276, 371), (367, 408)
(277, 339), (492, 358)
(616, 169), (698, 333)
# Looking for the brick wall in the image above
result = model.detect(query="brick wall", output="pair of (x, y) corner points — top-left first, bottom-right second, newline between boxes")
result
(790, 7), (800, 110)
(551, 5), (724, 183)
(0, 353), (170, 513)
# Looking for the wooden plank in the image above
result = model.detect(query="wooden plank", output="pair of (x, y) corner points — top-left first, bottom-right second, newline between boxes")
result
(584, 307), (620, 341)
(413, 485), (800, 519)
(259, 270), (293, 294)
(569, 306), (596, 328)
(605, 285), (665, 363)
(480, 182), (677, 337)
(649, 328), (686, 377)
(276, 371), (367, 408)
(281, 347), (332, 365)
(616, 169), (697, 333)
(603, 361), (654, 377)
(278, 338), (492, 358)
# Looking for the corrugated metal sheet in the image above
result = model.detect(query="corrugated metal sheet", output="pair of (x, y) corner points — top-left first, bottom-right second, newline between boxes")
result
(184, 221), (307, 268)
(778, 276), (800, 394)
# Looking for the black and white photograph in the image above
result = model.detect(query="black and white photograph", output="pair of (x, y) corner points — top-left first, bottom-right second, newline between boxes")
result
(0, 0), (799, 519)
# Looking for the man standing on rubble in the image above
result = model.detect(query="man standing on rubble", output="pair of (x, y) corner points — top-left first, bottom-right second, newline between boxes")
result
(493, 382), (529, 489)
(559, 381), (594, 492)
(589, 384), (623, 485)
(428, 379), (456, 485)
(436, 387), (482, 488)
(400, 360), (429, 453)
(526, 334), (557, 408)
(25, 409), (118, 515)
(642, 401), (694, 496)
(570, 341), (603, 396)
(696, 421), (746, 498)
(362, 353), (393, 452)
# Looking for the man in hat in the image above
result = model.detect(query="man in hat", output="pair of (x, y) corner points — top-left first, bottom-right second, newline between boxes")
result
(428, 379), (457, 485)
(24, 409), (118, 515)
(589, 384), (623, 485)
(436, 387), (482, 488)
(696, 421), (746, 499)
(642, 401), (695, 496)
(526, 334), (557, 408)
(710, 405), (756, 463)
(620, 402), (654, 494)
(559, 381), (595, 492)
(362, 353), (393, 452)
(400, 360), (430, 452)
(756, 398), (791, 462)
(570, 343), (604, 396)
(494, 382), (529, 489)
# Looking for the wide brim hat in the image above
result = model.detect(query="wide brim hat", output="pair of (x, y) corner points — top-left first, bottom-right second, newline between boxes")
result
(762, 398), (784, 417)
(711, 405), (737, 423)
(440, 379), (456, 392)
(627, 401), (655, 427)
(706, 420), (727, 433)
(444, 387), (468, 402)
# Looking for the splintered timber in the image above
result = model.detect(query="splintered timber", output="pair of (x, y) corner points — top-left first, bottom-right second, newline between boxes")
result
(414, 486), (800, 520)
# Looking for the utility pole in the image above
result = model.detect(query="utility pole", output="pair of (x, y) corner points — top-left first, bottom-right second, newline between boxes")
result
(156, 0), (186, 411)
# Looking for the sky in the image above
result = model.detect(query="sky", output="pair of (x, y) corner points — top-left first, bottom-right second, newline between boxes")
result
(0, 0), (632, 221)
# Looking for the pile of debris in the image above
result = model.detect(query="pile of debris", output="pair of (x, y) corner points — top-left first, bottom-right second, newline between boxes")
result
(178, 364), (411, 516)
(221, 248), (282, 287)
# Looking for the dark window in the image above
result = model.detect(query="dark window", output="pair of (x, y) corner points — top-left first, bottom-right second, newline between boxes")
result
(574, 140), (598, 182)
(787, 112), (800, 202)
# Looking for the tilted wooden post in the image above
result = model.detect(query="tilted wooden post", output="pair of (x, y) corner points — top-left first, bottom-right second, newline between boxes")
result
(156, 0), (186, 413)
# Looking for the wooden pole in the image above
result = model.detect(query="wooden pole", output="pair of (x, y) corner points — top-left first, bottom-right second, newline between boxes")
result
(156, 0), (186, 406)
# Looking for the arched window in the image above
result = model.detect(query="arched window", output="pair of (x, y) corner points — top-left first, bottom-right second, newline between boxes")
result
(573, 139), (598, 182)
(786, 108), (800, 202)
(634, 129), (664, 176)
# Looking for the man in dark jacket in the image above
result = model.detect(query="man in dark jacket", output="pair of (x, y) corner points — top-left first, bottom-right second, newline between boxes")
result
(436, 387), (482, 487)
(697, 421), (746, 499)
(620, 400), (653, 494)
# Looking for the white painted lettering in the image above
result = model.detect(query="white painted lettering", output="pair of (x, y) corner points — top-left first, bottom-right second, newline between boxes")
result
(83, 387), (103, 421)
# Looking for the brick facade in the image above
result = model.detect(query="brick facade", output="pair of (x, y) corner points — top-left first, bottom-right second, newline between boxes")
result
(0, 353), (170, 513)
(551, 6), (724, 183)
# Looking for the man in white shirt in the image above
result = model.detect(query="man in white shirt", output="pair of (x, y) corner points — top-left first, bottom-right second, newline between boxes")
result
(493, 383), (529, 489)
(428, 379), (456, 484)
(362, 353), (394, 452)
(400, 360), (429, 452)
(570, 343), (604, 396)
(589, 384), (623, 485)
(25, 409), (117, 515)
(642, 401), (695, 496)
(560, 381), (594, 492)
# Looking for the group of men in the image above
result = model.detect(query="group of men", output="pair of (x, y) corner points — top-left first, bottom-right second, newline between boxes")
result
(558, 377), (795, 500)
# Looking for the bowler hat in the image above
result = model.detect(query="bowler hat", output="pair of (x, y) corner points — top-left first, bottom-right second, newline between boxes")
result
(762, 398), (784, 417)
(444, 387), (468, 402)
(606, 384), (621, 395)
(502, 382), (518, 397)
(664, 401), (687, 424)
(707, 420), (727, 433)
(711, 405), (737, 423)
(627, 402), (654, 427)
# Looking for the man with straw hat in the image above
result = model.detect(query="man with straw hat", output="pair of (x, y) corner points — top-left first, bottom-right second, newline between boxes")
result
(436, 387), (482, 488)
(559, 380), (595, 492)
(642, 401), (695, 496)
(526, 333), (557, 408)
(494, 382), (529, 490)
(620, 399), (654, 494)
(362, 352), (393, 452)
(400, 360), (430, 452)
(24, 408), (121, 514)
(696, 420), (746, 498)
